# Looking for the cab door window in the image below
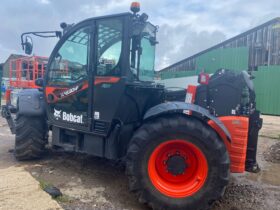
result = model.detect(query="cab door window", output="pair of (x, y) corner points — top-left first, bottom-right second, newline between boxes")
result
(46, 27), (90, 127)
(48, 27), (90, 86)
(96, 19), (123, 76)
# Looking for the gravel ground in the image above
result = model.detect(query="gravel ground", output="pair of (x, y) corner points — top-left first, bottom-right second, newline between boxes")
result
(0, 115), (279, 210)
(264, 142), (280, 164)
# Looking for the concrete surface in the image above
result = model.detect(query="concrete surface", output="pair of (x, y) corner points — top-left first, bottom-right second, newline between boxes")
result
(0, 115), (279, 210)
(0, 118), (62, 210)
(0, 166), (62, 210)
(259, 115), (280, 139)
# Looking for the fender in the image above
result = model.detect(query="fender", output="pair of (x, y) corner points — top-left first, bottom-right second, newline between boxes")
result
(17, 89), (46, 116)
(144, 101), (231, 142)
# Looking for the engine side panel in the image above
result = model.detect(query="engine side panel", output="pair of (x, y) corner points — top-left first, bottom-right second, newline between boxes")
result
(195, 70), (253, 117)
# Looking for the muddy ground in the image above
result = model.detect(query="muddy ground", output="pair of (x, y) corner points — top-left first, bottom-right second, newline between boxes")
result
(0, 115), (279, 210)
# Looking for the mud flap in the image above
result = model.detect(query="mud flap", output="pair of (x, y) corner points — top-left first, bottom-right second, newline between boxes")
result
(245, 110), (263, 173)
(105, 124), (121, 159)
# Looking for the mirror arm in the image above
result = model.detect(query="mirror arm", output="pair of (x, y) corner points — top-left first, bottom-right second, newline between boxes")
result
(21, 31), (62, 50)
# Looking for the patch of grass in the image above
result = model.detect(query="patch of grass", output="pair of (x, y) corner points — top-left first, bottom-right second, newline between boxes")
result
(54, 195), (71, 203)
(38, 180), (71, 203)
(39, 179), (52, 190)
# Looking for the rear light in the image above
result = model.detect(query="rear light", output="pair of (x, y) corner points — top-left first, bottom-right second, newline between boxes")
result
(184, 85), (197, 115)
(185, 85), (197, 104)
(198, 72), (210, 85)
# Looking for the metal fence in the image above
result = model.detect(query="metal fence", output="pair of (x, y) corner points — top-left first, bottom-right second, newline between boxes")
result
(253, 65), (280, 115)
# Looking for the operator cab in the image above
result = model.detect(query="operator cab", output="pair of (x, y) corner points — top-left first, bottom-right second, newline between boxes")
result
(41, 2), (163, 137)
(22, 3), (158, 83)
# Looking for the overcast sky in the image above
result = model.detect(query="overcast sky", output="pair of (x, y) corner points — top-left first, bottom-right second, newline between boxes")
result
(0, 0), (279, 70)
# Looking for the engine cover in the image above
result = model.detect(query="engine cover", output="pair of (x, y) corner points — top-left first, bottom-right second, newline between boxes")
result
(195, 69), (255, 117)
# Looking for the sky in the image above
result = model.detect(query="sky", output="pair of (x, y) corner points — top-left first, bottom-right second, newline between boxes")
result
(0, 0), (279, 70)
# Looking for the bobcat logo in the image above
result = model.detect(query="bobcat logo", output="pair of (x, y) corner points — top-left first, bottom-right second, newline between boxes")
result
(54, 108), (62, 119)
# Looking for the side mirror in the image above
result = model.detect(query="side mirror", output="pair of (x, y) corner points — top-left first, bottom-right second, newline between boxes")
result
(23, 36), (33, 55)
(149, 36), (158, 46)
(35, 78), (43, 87)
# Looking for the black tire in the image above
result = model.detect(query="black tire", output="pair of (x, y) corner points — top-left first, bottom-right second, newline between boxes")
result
(14, 115), (48, 160)
(126, 114), (230, 210)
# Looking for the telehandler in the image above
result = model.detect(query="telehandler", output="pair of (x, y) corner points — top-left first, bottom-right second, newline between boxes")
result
(1, 2), (262, 210)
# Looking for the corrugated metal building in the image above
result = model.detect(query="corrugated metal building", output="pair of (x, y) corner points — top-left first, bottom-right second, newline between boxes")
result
(158, 17), (280, 115)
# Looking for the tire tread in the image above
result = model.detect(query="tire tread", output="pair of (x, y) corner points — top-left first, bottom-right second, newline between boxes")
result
(126, 114), (230, 210)
(14, 115), (47, 160)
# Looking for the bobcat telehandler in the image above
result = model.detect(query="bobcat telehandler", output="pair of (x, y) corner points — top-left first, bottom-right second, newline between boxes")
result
(1, 2), (262, 210)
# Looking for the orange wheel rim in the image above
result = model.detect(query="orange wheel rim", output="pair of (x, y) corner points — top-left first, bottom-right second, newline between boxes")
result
(148, 139), (208, 198)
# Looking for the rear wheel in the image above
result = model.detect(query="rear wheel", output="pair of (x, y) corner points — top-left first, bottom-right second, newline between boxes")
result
(14, 115), (48, 160)
(126, 115), (230, 210)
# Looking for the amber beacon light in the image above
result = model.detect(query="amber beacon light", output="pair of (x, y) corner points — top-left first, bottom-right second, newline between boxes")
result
(130, 2), (140, 14)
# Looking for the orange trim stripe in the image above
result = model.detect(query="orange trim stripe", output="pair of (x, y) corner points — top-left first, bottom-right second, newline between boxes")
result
(94, 76), (120, 85)
(45, 77), (120, 103)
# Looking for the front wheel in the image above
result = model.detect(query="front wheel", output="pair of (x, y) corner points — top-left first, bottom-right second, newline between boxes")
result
(14, 115), (48, 160)
(126, 115), (230, 210)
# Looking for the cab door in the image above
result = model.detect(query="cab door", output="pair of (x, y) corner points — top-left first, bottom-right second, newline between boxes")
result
(45, 24), (93, 131)
(91, 17), (127, 134)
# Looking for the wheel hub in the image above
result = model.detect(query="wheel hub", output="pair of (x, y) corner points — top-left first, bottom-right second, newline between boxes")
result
(148, 139), (209, 198)
(166, 154), (188, 175)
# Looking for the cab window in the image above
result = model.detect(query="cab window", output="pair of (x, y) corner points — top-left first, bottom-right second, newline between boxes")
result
(96, 19), (123, 76)
(48, 27), (90, 86)
(139, 36), (155, 81)
(130, 22), (156, 81)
